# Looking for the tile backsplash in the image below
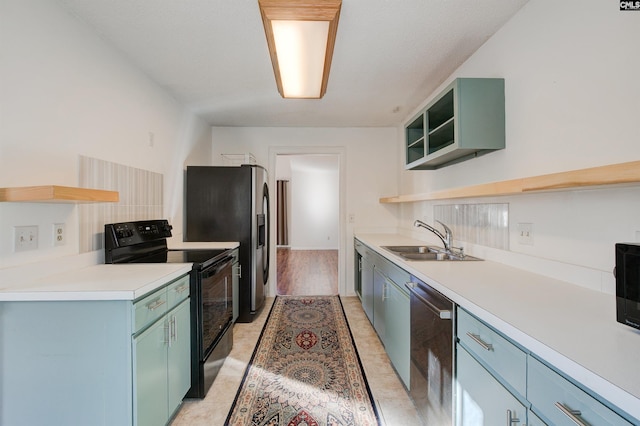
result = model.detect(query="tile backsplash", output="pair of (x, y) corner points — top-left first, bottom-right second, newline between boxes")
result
(79, 156), (163, 253)
(434, 203), (509, 250)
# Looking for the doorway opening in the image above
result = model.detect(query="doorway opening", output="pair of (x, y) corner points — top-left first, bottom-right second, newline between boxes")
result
(275, 154), (340, 296)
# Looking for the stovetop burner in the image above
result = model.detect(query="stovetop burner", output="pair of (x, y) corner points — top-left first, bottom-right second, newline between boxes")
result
(127, 249), (230, 269)
(104, 219), (231, 268)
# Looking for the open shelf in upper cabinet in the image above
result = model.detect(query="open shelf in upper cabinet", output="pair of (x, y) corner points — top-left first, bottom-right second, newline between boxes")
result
(381, 160), (640, 203)
(0, 186), (119, 203)
(405, 78), (505, 170)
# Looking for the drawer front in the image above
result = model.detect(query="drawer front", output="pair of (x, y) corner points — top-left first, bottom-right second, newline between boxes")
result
(133, 288), (168, 334)
(167, 274), (190, 309)
(457, 308), (527, 397)
(528, 356), (633, 426)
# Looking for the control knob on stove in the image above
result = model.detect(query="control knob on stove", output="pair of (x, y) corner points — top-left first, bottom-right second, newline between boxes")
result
(116, 229), (134, 239)
(161, 223), (173, 236)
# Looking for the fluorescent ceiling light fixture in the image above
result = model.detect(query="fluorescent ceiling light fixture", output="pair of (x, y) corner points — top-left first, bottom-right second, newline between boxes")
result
(258, 0), (342, 99)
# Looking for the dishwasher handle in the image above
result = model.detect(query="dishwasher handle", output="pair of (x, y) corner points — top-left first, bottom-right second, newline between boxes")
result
(405, 282), (452, 320)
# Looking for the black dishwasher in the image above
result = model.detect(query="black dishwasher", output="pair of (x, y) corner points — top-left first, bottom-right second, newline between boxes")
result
(405, 276), (454, 425)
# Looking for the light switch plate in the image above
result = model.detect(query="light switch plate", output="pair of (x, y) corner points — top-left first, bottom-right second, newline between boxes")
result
(517, 223), (533, 245)
(14, 225), (38, 251)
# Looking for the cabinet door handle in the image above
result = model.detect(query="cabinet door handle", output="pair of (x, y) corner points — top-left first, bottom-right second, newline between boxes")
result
(147, 299), (166, 311)
(174, 284), (188, 294)
(466, 332), (493, 351)
(164, 321), (171, 346)
(507, 409), (520, 425)
(171, 316), (177, 343)
(555, 402), (586, 426)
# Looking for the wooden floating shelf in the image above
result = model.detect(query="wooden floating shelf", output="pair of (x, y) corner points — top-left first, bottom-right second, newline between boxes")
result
(0, 185), (119, 203)
(380, 160), (640, 203)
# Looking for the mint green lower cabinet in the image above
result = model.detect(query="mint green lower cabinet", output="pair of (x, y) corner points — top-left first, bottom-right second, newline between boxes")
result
(0, 300), (133, 426)
(456, 307), (637, 425)
(134, 298), (191, 426)
(167, 299), (192, 415)
(372, 267), (387, 341)
(528, 409), (548, 425)
(361, 256), (374, 322)
(384, 278), (410, 389)
(353, 239), (411, 390)
(134, 314), (170, 426)
(0, 273), (191, 426)
(456, 344), (526, 426)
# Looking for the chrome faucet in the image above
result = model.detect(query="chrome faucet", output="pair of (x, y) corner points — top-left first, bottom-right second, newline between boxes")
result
(414, 220), (454, 252)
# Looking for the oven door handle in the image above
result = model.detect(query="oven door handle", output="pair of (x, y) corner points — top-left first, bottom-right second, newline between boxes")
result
(202, 257), (234, 278)
(405, 282), (452, 320)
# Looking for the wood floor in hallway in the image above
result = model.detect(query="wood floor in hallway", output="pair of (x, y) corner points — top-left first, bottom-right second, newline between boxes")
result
(276, 248), (338, 295)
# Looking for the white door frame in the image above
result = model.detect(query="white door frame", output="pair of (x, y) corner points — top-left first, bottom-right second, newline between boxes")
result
(268, 146), (347, 297)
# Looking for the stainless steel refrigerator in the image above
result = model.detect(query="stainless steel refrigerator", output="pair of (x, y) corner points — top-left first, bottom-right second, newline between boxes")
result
(185, 165), (270, 323)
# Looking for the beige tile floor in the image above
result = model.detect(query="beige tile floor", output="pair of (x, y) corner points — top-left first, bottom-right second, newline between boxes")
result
(171, 296), (422, 426)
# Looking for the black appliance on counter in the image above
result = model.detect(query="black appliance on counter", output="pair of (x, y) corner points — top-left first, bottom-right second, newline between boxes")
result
(104, 219), (234, 398)
(615, 243), (640, 330)
(185, 164), (270, 323)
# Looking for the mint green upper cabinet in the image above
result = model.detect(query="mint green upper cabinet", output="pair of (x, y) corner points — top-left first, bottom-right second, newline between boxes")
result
(405, 78), (505, 170)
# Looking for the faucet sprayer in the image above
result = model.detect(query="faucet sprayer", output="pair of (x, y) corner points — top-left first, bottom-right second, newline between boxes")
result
(414, 220), (454, 252)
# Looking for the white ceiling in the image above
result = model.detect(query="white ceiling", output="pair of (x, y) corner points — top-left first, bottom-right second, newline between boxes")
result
(58, 0), (529, 128)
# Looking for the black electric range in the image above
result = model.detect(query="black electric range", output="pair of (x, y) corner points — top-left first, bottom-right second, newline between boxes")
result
(104, 219), (235, 399)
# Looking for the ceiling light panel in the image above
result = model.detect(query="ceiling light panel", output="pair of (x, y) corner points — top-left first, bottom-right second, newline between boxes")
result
(258, 0), (342, 99)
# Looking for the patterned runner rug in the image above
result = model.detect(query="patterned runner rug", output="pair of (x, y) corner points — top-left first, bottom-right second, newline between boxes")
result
(225, 296), (380, 426)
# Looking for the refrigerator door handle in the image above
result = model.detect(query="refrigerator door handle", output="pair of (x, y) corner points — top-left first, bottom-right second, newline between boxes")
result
(257, 213), (266, 248)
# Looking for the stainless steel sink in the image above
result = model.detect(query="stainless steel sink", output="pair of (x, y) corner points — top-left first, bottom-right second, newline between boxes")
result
(381, 245), (482, 261)
(382, 245), (436, 254)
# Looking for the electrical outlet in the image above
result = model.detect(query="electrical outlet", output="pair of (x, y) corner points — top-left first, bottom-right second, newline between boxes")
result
(14, 226), (38, 252)
(635, 230), (640, 242)
(348, 213), (355, 223)
(517, 223), (534, 245)
(53, 223), (66, 246)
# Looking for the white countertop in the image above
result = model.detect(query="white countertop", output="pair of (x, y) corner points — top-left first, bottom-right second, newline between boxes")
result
(356, 233), (640, 421)
(0, 242), (238, 302)
(0, 242), (239, 302)
(0, 263), (193, 301)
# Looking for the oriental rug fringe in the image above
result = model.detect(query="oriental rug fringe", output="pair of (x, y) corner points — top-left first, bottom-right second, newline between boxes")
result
(225, 296), (380, 426)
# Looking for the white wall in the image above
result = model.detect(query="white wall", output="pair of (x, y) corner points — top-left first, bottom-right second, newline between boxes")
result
(289, 156), (340, 250)
(211, 126), (399, 296)
(0, 0), (210, 270)
(398, 0), (640, 293)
